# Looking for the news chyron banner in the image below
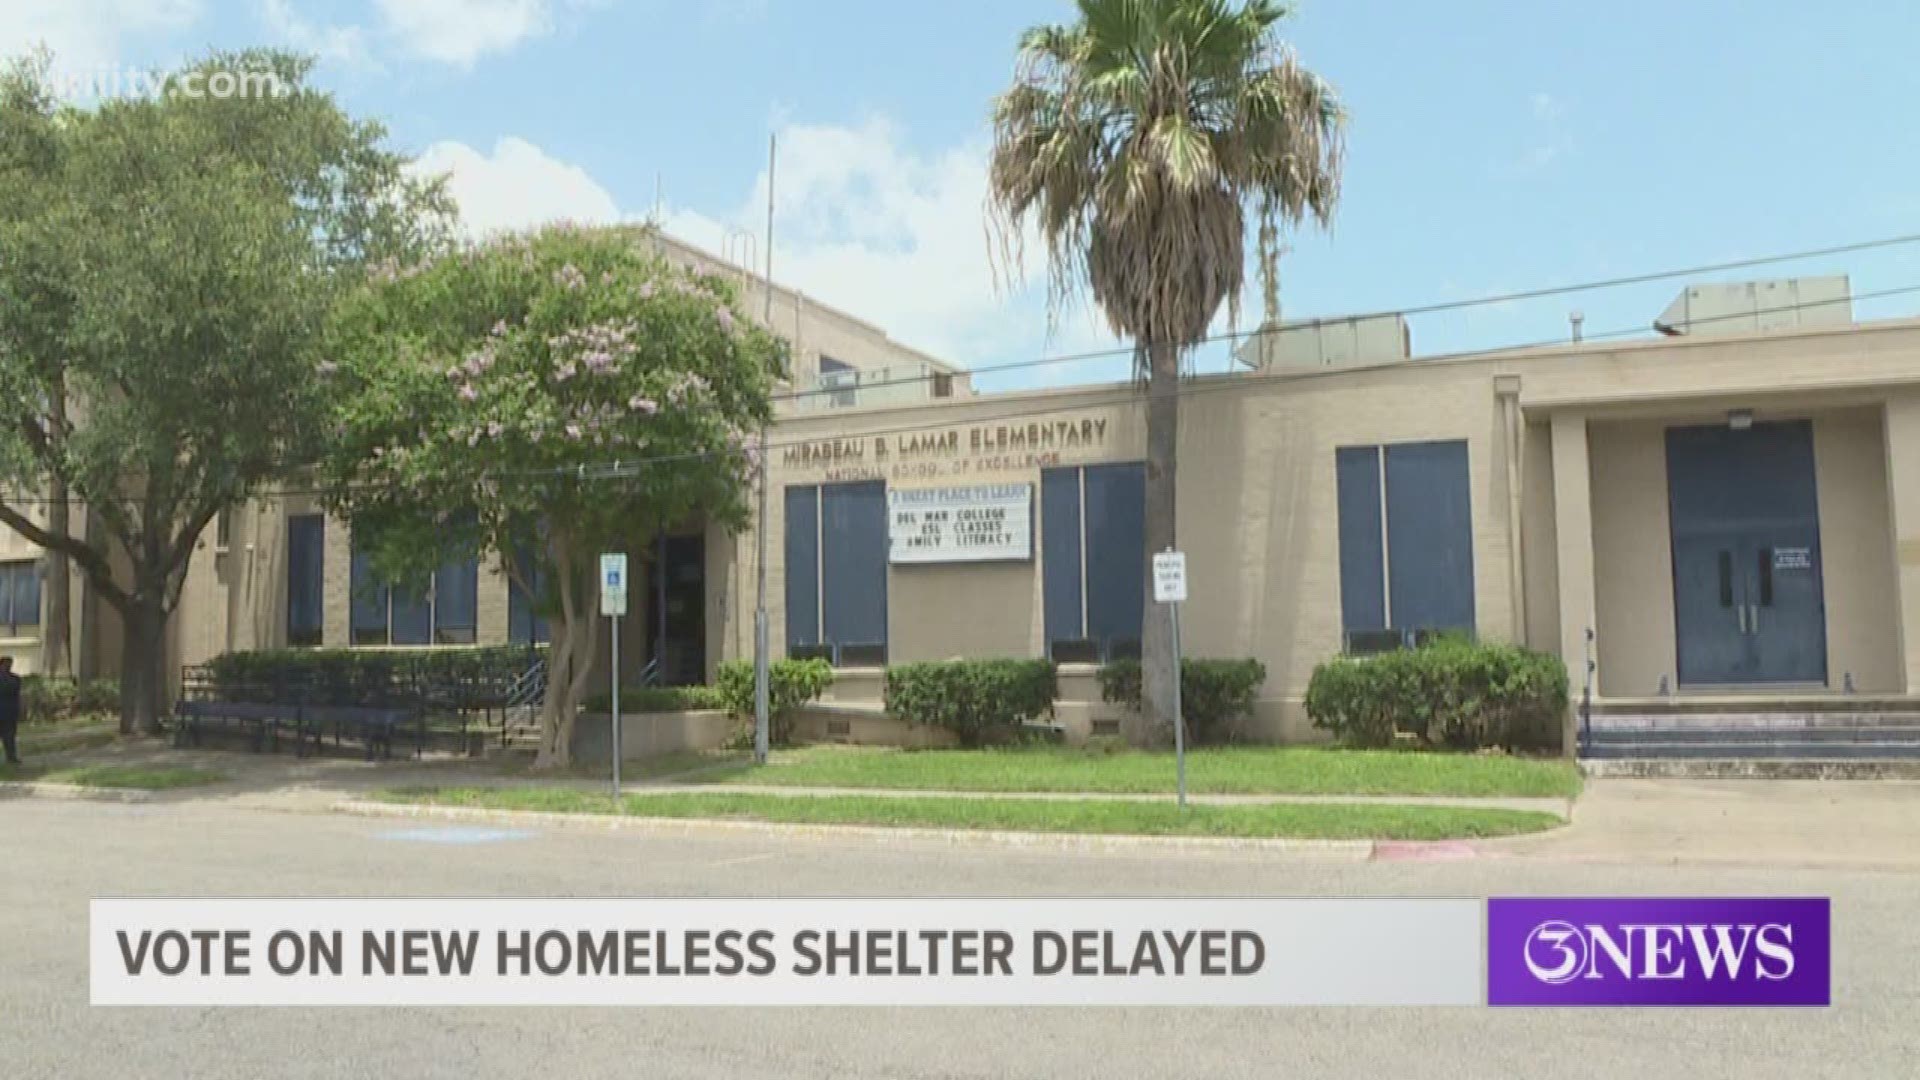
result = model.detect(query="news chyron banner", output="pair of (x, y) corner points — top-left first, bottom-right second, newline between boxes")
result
(90, 897), (1829, 1008)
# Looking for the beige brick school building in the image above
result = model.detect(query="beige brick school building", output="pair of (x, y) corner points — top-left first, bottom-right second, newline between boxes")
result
(11, 266), (1920, 754)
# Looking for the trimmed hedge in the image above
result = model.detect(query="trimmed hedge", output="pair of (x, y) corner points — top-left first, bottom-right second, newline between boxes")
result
(715, 659), (834, 747)
(1305, 638), (1568, 751)
(886, 659), (1057, 748)
(1098, 659), (1268, 746)
(581, 685), (727, 715)
(22, 676), (120, 723)
(201, 646), (546, 707)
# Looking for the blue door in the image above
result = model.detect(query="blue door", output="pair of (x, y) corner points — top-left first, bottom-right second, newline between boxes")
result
(1666, 421), (1827, 686)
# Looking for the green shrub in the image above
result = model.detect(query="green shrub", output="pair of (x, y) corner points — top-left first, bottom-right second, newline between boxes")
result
(22, 676), (120, 723)
(715, 659), (834, 746)
(1304, 638), (1568, 751)
(1098, 659), (1268, 746)
(885, 659), (1056, 748)
(580, 685), (727, 714)
(201, 646), (546, 707)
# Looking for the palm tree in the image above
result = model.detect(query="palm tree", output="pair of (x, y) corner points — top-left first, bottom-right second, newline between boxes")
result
(989, 0), (1345, 746)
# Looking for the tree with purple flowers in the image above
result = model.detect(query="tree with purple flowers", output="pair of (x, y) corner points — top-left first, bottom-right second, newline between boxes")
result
(320, 224), (783, 766)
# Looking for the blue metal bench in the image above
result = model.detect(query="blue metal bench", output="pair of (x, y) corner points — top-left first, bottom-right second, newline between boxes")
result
(302, 705), (425, 761)
(172, 701), (303, 754)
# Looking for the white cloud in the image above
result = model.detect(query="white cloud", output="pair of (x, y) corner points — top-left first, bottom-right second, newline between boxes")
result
(262, 0), (372, 67)
(664, 116), (1127, 384)
(0, 0), (200, 72)
(1510, 91), (1573, 175)
(408, 121), (1146, 387)
(373, 0), (558, 67)
(410, 136), (624, 236)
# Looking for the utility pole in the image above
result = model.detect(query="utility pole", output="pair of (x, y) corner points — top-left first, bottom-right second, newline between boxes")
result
(753, 132), (777, 766)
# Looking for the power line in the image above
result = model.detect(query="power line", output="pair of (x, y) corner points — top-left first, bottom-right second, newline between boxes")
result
(4, 279), (1918, 510)
(768, 230), (1920, 405)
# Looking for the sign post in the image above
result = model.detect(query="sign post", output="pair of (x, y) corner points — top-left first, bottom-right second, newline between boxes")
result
(1152, 549), (1189, 810)
(599, 553), (628, 799)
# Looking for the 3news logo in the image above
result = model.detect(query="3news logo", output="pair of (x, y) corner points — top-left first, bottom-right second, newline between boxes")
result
(1488, 898), (1831, 1007)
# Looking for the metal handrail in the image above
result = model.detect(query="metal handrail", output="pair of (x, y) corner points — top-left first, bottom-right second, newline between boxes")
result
(1579, 627), (1596, 757)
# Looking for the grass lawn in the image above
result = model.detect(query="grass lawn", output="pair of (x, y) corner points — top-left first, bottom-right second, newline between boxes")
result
(0, 763), (227, 790)
(684, 746), (1582, 799)
(374, 787), (1563, 841)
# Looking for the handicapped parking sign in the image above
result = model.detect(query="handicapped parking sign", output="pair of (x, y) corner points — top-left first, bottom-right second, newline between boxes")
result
(600, 553), (628, 616)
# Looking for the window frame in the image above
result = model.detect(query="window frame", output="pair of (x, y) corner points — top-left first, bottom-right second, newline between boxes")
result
(285, 514), (325, 648)
(0, 561), (41, 638)
(348, 542), (479, 648)
(784, 480), (888, 665)
(1334, 439), (1477, 651)
(1041, 462), (1146, 664)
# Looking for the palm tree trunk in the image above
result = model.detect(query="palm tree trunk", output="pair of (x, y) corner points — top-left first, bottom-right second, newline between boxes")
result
(1133, 337), (1180, 748)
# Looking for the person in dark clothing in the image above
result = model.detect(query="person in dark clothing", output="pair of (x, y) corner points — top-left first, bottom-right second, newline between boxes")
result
(0, 657), (21, 765)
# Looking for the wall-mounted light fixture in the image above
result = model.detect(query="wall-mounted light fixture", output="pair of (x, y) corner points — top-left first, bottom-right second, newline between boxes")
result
(1728, 409), (1755, 431)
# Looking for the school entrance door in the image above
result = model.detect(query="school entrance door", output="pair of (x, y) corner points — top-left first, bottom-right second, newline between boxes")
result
(1666, 420), (1827, 687)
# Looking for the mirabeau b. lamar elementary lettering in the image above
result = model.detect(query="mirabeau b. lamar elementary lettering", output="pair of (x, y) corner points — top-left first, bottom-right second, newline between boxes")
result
(783, 417), (1113, 482)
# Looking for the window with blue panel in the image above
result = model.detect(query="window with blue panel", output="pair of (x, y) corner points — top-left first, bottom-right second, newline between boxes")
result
(784, 485), (821, 657)
(1333, 440), (1476, 652)
(784, 481), (886, 664)
(349, 544), (391, 646)
(389, 581), (433, 646)
(507, 544), (549, 646)
(0, 561), (41, 635)
(433, 556), (479, 644)
(1041, 462), (1145, 662)
(285, 515), (324, 648)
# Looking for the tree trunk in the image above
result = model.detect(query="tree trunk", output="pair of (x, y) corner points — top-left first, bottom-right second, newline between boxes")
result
(1134, 337), (1181, 749)
(116, 593), (167, 736)
(43, 477), (71, 678)
(42, 381), (71, 678)
(533, 544), (601, 770)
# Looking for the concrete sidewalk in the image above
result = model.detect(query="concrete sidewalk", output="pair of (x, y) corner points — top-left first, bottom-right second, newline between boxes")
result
(1489, 776), (1920, 870)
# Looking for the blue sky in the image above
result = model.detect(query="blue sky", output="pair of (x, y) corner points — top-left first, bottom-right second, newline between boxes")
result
(10, 1), (1920, 391)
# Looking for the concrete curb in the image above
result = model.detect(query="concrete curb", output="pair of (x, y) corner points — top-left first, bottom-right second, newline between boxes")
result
(332, 800), (1378, 859)
(0, 781), (157, 804)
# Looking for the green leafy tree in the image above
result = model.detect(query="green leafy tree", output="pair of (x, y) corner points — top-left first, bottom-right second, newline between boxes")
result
(988, 0), (1345, 746)
(0, 50), (451, 734)
(321, 224), (782, 767)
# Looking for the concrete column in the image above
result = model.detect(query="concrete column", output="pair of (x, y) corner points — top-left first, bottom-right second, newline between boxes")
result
(1550, 412), (1597, 751)
(477, 553), (511, 646)
(321, 513), (351, 649)
(1881, 393), (1920, 692)
(1496, 376), (1527, 646)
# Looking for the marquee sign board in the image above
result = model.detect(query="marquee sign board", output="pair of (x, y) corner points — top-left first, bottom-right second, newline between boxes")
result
(888, 484), (1032, 564)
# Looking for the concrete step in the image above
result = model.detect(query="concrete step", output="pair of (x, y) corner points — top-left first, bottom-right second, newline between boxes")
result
(1593, 696), (1920, 716)
(1583, 758), (1920, 780)
(1585, 740), (1920, 760)
(1589, 724), (1920, 743)
(1591, 712), (1920, 731)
